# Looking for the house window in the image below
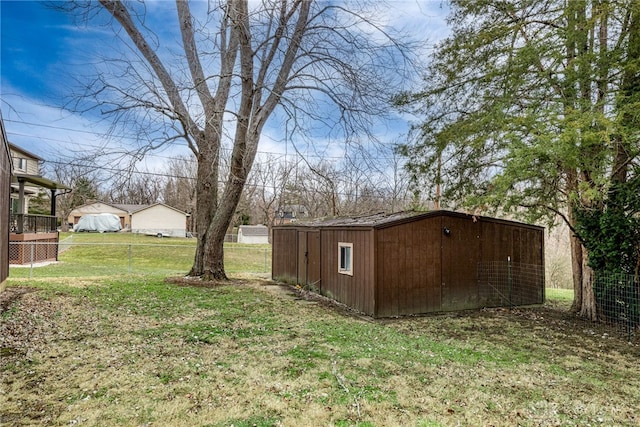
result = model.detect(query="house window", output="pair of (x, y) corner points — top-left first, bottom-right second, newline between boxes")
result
(15, 157), (27, 172)
(11, 198), (20, 214)
(338, 242), (353, 276)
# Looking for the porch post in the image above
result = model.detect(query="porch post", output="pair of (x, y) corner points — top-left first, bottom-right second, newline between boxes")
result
(50, 189), (56, 216)
(17, 177), (25, 233)
(51, 188), (57, 232)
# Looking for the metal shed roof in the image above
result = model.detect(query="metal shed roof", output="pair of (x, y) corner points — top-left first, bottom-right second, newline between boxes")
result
(276, 210), (543, 230)
(239, 225), (269, 236)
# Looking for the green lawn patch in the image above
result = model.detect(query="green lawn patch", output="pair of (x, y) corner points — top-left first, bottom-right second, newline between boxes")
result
(2, 276), (639, 426)
(2, 240), (637, 425)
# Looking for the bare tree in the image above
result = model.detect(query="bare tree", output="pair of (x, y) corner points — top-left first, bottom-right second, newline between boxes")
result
(244, 154), (297, 231)
(107, 171), (164, 205)
(67, 0), (416, 279)
(282, 160), (338, 217)
(163, 155), (197, 231)
(47, 160), (103, 231)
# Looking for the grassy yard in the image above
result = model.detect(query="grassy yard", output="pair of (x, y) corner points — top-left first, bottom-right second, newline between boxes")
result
(2, 272), (639, 426)
(9, 232), (271, 278)
(2, 235), (639, 425)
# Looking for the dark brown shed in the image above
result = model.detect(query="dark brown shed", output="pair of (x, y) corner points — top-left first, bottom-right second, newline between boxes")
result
(272, 210), (545, 317)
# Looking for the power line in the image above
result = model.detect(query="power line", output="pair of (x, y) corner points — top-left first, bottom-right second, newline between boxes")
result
(7, 131), (198, 163)
(44, 159), (412, 200)
(5, 118), (405, 162)
(5, 118), (103, 136)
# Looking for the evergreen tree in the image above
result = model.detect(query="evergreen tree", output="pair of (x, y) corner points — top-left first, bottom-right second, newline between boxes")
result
(400, 0), (640, 319)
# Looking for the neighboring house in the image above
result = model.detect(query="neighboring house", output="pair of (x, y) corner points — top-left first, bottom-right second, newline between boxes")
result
(9, 143), (43, 216)
(7, 142), (70, 265)
(69, 202), (188, 237)
(130, 203), (188, 237)
(237, 225), (269, 244)
(272, 210), (545, 318)
(1, 113), (11, 287)
(275, 205), (308, 225)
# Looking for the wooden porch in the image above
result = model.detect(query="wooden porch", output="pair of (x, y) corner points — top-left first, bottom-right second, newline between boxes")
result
(9, 174), (69, 265)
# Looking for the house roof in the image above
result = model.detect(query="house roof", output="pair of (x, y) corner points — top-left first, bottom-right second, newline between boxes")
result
(12, 173), (71, 191)
(8, 143), (43, 161)
(276, 210), (544, 231)
(239, 225), (269, 236)
(112, 203), (151, 214)
(1, 112), (11, 170)
(128, 203), (189, 216)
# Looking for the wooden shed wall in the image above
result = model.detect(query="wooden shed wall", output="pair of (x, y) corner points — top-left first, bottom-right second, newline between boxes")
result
(272, 228), (298, 283)
(480, 220), (544, 265)
(439, 215), (483, 312)
(319, 228), (375, 315)
(375, 216), (443, 317)
(374, 213), (544, 317)
(296, 229), (321, 288)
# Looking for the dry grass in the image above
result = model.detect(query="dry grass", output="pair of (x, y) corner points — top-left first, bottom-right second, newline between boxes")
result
(1, 277), (639, 427)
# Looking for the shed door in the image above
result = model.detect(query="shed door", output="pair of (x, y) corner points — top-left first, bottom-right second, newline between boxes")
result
(441, 216), (481, 311)
(307, 231), (321, 289)
(297, 231), (307, 285)
(297, 230), (321, 288)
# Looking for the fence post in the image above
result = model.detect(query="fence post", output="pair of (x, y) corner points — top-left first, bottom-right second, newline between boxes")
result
(30, 242), (35, 278)
(264, 248), (267, 273)
(128, 244), (132, 274)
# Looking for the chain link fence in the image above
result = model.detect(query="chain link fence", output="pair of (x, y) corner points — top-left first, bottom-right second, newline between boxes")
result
(9, 237), (271, 278)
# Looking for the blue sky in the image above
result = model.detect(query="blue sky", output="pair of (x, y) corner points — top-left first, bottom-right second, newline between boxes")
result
(1, 1), (449, 176)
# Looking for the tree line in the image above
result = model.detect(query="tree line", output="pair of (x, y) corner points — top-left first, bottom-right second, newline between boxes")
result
(43, 147), (415, 235)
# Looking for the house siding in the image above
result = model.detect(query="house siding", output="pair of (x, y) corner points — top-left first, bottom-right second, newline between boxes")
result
(9, 148), (39, 175)
(131, 204), (187, 237)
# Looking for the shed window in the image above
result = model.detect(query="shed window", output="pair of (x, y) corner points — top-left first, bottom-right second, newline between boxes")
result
(338, 242), (353, 276)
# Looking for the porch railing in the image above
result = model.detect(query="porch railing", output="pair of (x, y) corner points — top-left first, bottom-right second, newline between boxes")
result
(10, 213), (58, 233)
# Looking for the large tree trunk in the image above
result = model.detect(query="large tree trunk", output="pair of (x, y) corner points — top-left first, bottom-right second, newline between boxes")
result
(189, 139), (220, 277)
(569, 229), (583, 312)
(200, 175), (248, 280)
(568, 197), (597, 320)
(579, 250), (597, 320)
(569, 226), (597, 320)
(567, 199), (597, 319)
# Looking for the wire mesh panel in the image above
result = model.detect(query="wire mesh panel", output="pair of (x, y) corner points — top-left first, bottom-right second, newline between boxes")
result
(594, 271), (640, 341)
(477, 261), (545, 308)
